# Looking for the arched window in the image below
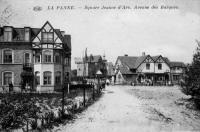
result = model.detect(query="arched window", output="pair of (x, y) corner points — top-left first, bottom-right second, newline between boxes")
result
(35, 53), (41, 63)
(43, 71), (51, 85)
(55, 71), (61, 84)
(64, 57), (70, 66)
(3, 49), (13, 63)
(3, 72), (12, 85)
(55, 53), (60, 63)
(43, 50), (52, 63)
(35, 71), (40, 85)
(24, 53), (30, 64)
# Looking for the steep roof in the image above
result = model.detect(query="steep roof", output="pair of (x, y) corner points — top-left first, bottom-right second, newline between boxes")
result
(117, 56), (138, 69)
(170, 61), (186, 67)
(117, 55), (173, 70)
(0, 21), (67, 44)
(134, 55), (148, 68)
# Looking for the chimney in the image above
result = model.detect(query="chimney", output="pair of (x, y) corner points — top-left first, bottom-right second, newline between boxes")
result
(142, 52), (145, 56)
(61, 31), (65, 36)
(124, 54), (128, 56)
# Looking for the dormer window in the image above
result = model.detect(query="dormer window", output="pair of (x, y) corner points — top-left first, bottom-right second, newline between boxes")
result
(24, 28), (30, 41)
(42, 32), (53, 42)
(4, 27), (12, 42)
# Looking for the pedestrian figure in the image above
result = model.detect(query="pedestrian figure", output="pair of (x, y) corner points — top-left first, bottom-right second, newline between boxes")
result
(2, 86), (5, 93)
(9, 82), (13, 93)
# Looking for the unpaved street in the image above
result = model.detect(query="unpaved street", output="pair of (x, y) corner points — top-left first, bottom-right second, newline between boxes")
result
(56, 86), (200, 132)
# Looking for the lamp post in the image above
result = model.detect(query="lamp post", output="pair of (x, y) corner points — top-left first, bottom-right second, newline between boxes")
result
(96, 70), (102, 94)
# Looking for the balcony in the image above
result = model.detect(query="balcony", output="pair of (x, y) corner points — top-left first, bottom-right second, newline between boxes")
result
(23, 63), (33, 71)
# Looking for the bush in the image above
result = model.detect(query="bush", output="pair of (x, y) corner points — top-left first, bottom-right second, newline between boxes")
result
(181, 41), (200, 108)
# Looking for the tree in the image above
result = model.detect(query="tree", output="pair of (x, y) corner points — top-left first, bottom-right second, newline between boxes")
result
(181, 40), (200, 98)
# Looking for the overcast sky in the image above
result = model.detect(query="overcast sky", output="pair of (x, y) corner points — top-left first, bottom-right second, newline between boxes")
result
(0, 0), (200, 69)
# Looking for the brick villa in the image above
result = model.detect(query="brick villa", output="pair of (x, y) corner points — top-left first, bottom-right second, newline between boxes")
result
(0, 21), (71, 92)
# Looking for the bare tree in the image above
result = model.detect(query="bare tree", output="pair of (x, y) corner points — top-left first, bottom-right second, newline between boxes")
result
(0, 5), (15, 26)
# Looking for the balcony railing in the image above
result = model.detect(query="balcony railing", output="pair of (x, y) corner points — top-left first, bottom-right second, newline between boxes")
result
(23, 63), (33, 71)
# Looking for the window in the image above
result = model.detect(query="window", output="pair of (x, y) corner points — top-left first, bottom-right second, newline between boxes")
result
(55, 71), (61, 85)
(146, 63), (150, 70)
(24, 53), (30, 64)
(35, 53), (40, 63)
(43, 71), (51, 85)
(55, 53), (60, 63)
(4, 27), (12, 41)
(158, 63), (162, 70)
(35, 71), (40, 85)
(3, 72), (12, 85)
(42, 32), (53, 42)
(173, 75), (180, 81)
(3, 50), (12, 63)
(43, 51), (52, 63)
(64, 58), (69, 65)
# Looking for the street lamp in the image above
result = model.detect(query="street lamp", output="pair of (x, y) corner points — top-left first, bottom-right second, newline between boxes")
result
(96, 70), (102, 94)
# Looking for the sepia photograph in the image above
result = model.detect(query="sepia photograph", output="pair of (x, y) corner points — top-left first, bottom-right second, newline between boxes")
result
(0, 0), (200, 131)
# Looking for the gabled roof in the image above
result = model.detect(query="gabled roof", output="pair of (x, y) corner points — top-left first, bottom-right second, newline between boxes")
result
(117, 55), (173, 70)
(31, 21), (64, 43)
(0, 21), (71, 50)
(170, 61), (186, 68)
(117, 56), (138, 69)
(151, 55), (171, 66)
(134, 55), (148, 68)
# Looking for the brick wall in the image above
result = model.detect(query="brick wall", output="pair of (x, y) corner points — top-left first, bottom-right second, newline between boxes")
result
(0, 64), (23, 86)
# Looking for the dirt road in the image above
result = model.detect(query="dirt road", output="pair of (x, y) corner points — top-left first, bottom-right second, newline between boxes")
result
(56, 86), (200, 132)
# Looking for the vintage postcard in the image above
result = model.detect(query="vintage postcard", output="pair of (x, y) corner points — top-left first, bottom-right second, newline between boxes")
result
(0, 0), (200, 131)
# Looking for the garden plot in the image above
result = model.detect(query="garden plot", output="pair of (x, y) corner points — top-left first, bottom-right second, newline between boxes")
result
(0, 88), (96, 131)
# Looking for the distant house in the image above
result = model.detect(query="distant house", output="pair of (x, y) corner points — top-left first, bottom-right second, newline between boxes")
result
(106, 62), (115, 78)
(115, 54), (186, 85)
(170, 62), (186, 84)
(75, 55), (107, 78)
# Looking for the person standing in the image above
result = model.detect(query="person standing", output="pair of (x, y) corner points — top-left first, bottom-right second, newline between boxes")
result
(9, 82), (13, 93)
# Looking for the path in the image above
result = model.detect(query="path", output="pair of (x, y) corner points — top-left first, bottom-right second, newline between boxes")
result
(57, 86), (164, 132)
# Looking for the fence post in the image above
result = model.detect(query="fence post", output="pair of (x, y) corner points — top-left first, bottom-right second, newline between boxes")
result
(62, 86), (65, 116)
(92, 83), (95, 100)
(83, 85), (86, 107)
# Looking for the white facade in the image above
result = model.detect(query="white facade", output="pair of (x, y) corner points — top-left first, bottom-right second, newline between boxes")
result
(154, 63), (170, 73)
(137, 63), (154, 73)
